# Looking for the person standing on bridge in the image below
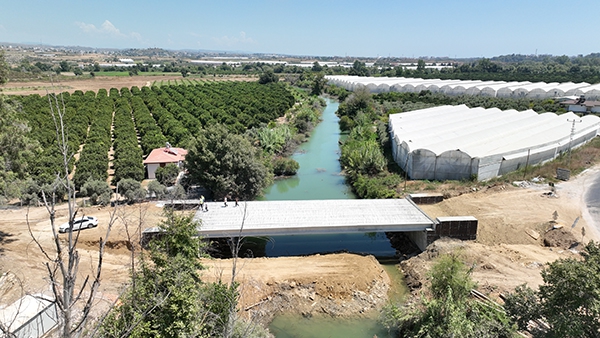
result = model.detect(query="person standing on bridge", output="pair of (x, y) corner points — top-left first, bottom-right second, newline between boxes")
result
(224, 196), (228, 207)
(200, 195), (205, 211)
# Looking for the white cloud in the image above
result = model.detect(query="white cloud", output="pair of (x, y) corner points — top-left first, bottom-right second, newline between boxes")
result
(99, 20), (123, 36)
(212, 31), (256, 47)
(75, 20), (142, 41)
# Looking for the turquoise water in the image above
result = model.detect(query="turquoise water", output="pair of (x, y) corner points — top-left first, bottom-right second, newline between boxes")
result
(258, 97), (395, 258)
(261, 97), (403, 337)
(262, 98), (355, 200)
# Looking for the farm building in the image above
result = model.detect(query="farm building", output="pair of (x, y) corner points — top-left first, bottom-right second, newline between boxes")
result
(389, 105), (600, 181)
(326, 75), (600, 99)
(143, 146), (188, 179)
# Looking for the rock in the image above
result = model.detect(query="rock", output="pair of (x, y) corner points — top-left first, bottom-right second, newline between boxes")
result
(480, 263), (496, 270)
(525, 229), (540, 240)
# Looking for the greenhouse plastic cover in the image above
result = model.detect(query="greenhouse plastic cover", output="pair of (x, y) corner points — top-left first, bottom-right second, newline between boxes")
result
(327, 75), (599, 99)
(389, 105), (600, 180)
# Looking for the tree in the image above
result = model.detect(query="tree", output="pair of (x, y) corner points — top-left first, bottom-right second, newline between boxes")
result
(147, 180), (166, 200)
(72, 68), (83, 76)
(155, 163), (180, 186)
(272, 157), (299, 176)
(337, 86), (374, 119)
(0, 50), (8, 85)
(258, 69), (279, 84)
(185, 124), (270, 200)
(338, 115), (355, 132)
(417, 59), (426, 72)
(311, 72), (327, 96)
(99, 211), (240, 337)
(381, 252), (515, 337)
(311, 61), (323, 72)
(118, 178), (146, 202)
(0, 96), (40, 202)
(59, 60), (70, 72)
(505, 241), (600, 337)
(349, 60), (370, 77)
(80, 179), (112, 206)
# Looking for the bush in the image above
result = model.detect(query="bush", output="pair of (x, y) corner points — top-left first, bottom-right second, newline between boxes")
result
(80, 179), (112, 206)
(155, 163), (180, 186)
(341, 139), (386, 176)
(147, 180), (166, 200)
(165, 184), (186, 200)
(352, 173), (400, 199)
(339, 115), (355, 132)
(381, 253), (516, 337)
(272, 157), (299, 176)
(117, 178), (146, 202)
(20, 178), (40, 206)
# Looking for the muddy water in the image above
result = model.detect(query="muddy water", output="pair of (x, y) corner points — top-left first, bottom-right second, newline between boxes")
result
(261, 97), (405, 337)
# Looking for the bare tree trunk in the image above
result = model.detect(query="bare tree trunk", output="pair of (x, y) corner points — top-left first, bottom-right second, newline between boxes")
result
(27, 87), (118, 338)
(223, 202), (249, 338)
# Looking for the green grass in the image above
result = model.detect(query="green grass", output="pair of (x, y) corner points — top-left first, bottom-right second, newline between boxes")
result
(97, 71), (183, 77)
(97, 71), (131, 77)
(2, 85), (71, 92)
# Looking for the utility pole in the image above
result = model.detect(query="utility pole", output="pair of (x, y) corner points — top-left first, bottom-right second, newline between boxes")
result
(567, 118), (582, 167)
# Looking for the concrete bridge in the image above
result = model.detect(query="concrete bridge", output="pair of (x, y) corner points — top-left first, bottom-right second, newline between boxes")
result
(191, 199), (436, 250)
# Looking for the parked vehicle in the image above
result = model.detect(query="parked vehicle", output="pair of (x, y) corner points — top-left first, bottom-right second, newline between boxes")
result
(58, 216), (98, 233)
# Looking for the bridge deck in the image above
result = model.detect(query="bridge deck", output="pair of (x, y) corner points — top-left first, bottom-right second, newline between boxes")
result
(192, 199), (434, 237)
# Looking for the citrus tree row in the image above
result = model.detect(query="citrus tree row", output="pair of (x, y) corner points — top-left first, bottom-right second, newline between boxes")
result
(112, 93), (145, 183)
(72, 89), (113, 188)
(15, 81), (296, 191)
(16, 90), (98, 185)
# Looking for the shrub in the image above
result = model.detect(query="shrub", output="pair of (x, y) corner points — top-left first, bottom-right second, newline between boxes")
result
(147, 180), (166, 200)
(156, 163), (180, 186)
(80, 179), (112, 206)
(272, 157), (299, 176)
(117, 178), (146, 202)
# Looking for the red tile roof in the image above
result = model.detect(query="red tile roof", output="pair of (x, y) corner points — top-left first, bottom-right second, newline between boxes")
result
(143, 147), (188, 164)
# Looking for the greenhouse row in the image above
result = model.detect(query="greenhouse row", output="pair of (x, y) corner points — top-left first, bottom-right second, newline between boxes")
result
(389, 105), (600, 181)
(326, 75), (600, 99)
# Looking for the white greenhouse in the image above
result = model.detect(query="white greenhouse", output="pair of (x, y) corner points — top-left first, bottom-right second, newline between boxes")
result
(326, 76), (600, 99)
(389, 105), (600, 181)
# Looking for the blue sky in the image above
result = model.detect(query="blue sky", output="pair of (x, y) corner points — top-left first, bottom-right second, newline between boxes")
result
(1, 0), (599, 58)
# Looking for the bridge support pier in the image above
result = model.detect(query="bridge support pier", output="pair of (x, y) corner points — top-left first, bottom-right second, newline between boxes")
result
(406, 230), (429, 251)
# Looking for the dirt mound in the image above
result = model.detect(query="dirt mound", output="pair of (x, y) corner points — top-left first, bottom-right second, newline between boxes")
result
(400, 238), (579, 300)
(81, 240), (134, 253)
(400, 238), (467, 292)
(199, 253), (391, 324)
(543, 228), (578, 249)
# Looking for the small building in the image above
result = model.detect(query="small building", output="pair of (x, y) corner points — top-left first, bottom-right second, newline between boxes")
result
(559, 96), (600, 114)
(143, 146), (188, 179)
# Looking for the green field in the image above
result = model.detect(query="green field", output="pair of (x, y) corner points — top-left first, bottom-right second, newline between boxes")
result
(98, 71), (183, 77)
(1, 85), (71, 92)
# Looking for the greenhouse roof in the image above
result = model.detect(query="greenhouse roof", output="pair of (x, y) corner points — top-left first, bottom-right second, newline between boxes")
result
(327, 76), (598, 99)
(389, 105), (600, 159)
